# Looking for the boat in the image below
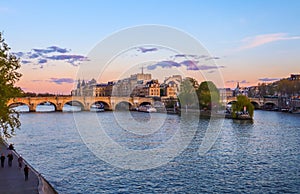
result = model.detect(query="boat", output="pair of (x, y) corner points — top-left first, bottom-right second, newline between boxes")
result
(290, 107), (300, 114)
(137, 105), (157, 113)
(90, 103), (105, 112)
(236, 113), (252, 120)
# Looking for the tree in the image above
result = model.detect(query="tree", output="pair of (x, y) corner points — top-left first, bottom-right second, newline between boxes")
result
(177, 77), (199, 111)
(0, 32), (22, 137)
(197, 81), (220, 110)
(231, 95), (254, 118)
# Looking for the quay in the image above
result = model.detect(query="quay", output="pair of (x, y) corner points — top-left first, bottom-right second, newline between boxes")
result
(0, 139), (57, 194)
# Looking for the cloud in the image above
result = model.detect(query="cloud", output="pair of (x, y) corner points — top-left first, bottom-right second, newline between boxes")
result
(31, 80), (44, 82)
(226, 80), (249, 84)
(47, 46), (69, 53)
(137, 47), (158, 53)
(147, 60), (181, 70)
(21, 60), (31, 64)
(258, 78), (279, 82)
(205, 56), (220, 60)
(46, 54), (86, 61)
(32, 46), (69, 54)
(13, 46), (88, 68)
(49, 78), (75, 85)
(147, 60), (225, 71)
(29, 53), (41, 59)
(226, 80), (237, 83)
(38, 59), (47, 64)
(46, 54), (88, 66)
(180, 60), (199, 70)
(197, 64), (225, 70)
(172, 54), (220, 61)
(14, 52), (26, 58)
(172, 54), (208, 59)
(240, 80), (249, 84)
(239, 33), (300, 50)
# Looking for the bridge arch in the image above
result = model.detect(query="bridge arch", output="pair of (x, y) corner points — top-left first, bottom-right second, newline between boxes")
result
(227, 101), (236, 105)
(90, 101), (110, 110)
(8, 102), (30, 108)
(263, 102), (277, 110)
(138, 101), (152, 106)
(250, 101), (260, 109)
(63, 100), (85, 111)
(8, 102), (30, 112)
(36, 101), (57, 112)
(115, 101), (133, 111)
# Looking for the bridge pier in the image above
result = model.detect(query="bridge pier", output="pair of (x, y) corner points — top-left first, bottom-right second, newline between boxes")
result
(29, 104), (36, 112)
(83, 104), (90, 111)
(56, 103), (63, 112)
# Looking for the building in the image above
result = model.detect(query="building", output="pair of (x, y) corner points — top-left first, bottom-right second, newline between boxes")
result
(94, 82), (114, 97)
(160, 81), (178, 98)
(146, 80), (160, 97)
(164, 75), (182, 90)
(112, 70), (152, 97)
(72, 79), (114, 97)
(290, 74), (300, 80)
(130, 79), (160, 97)
(233, 82), (249, 97)
(219, 88), (233, 104)
(71, 72), (183, 99)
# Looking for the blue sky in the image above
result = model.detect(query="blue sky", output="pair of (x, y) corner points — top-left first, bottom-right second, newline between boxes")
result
(1, 0), (300, 93)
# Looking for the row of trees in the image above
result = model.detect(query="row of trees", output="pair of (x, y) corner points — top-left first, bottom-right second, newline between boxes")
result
(177, 77), (220, 110)
(248, 79), (300, 98)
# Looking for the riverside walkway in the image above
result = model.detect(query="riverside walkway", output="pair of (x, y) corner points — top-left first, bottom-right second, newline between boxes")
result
(0, 139), (57, 194)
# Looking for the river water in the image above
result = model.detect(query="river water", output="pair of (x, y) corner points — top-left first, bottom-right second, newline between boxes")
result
(7, 109), (300, 193)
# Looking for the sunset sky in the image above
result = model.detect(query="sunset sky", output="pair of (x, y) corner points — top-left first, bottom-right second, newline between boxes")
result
(1, 0), (300, 94)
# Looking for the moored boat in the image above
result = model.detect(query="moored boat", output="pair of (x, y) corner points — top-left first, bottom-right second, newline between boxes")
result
(90, 103), (105, 112)
(138, 105), (157, 113)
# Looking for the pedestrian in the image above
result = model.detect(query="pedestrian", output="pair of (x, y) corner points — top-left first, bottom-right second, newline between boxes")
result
(8, 143), (15, 151)
(7, 152), (13, 167)
(24, 165), (29, 181)
(0, 153), (5, 168)
(18, 155), (23, 169)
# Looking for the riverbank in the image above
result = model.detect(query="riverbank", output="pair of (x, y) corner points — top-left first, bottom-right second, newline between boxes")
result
(0, 138), (57, 194)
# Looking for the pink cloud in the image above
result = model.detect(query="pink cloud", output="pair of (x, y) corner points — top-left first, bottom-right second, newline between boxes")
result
(239, 33), (300, 50)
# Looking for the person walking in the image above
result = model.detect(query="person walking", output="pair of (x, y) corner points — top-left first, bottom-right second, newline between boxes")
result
(18, 155), (23, 169)
(7, 152), (13, 167)
(8, 143), (15, 151)
(0, 153), (5, 168)
(24, 165), (29, 181)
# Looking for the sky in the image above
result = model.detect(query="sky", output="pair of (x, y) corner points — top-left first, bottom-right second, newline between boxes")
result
(1, 0), (300, 94)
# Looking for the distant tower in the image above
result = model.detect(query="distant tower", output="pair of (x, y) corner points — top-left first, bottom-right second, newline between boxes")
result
(141, 66), (144, 74)
(77, 79), (81, 89)
(234, 82), (240, 97)
(81, 79), (86, 87)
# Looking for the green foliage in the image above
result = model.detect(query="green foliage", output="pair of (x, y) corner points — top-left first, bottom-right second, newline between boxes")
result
(251, 78), (300, 98)
(0, 32), (22, 137)
(197, 81), (220, 110)
(277, 78), (300, 97)
(177, 77), (199, 109)
(231, 95), (254, 118)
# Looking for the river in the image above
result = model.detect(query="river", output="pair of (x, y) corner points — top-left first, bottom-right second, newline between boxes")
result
(7, 108), (300, 193)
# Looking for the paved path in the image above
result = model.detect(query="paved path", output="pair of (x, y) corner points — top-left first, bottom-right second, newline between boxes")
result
(0, 140), (39, 194)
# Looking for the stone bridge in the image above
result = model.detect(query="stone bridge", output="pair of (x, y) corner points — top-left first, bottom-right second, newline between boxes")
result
(7, 96), (154, 112)
(226, 97), (279, 109)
